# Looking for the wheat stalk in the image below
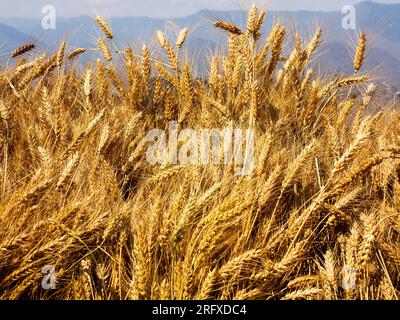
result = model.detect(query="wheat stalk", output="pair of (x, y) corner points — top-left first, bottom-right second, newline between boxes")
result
(11, 43), (36, 58)
(354, 32), (366, 73)
(95, 16), (113, 39)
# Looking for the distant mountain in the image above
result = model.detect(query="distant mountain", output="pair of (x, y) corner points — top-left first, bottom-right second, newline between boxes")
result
(0, 1), (399, 88)
(356, 1), (400, 42)
(0, 23), (35, 57)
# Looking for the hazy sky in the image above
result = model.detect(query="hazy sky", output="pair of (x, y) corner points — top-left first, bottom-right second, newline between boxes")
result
(0, 0), (399, 18)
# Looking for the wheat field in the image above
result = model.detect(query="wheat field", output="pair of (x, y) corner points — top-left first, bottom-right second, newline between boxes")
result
(1, 6), (400, 300)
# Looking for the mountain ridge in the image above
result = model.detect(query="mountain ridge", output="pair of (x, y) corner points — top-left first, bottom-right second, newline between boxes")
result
(0, 1), (399, 88)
